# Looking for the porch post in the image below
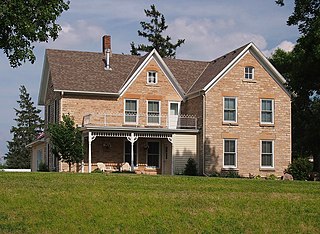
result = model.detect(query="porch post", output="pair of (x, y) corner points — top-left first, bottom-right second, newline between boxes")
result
(127, 133), (138, 171)
(88, 131), (96, 173)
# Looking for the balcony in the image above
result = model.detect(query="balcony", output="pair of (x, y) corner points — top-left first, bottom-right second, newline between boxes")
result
(82, 113), (197, 130)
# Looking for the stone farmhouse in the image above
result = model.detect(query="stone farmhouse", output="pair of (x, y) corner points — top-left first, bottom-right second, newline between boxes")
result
(30, 35), (291, 177)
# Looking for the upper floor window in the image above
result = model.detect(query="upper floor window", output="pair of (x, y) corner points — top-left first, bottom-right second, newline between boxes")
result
(147, 101), (160, 125)
(223, 97), (237, 123)
(47, 104), (51, 123)
(261, 140), (274, 168)
(261, 99), (274, 124)
(124, 99), (138, 124)
(244, 66), (254, 79)
(223, 139), (237, 168)
(53, 99), (59, 123)
(147, 71), (157, 84)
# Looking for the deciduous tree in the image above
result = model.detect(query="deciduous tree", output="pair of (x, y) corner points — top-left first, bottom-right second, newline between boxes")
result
(48, 114), (84, 172)
(0, 0), (69, 67)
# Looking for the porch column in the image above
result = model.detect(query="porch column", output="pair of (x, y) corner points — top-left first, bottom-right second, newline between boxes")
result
(127, 133), (138, 171)
(88, 131), (96, 173)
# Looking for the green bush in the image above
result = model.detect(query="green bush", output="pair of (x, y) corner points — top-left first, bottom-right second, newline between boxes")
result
(184, 158), (198, 176)
(38, 162), (49, 172)
(220, 170), (241, 178)
(92, 168), (104, 173)
(286, 158), (313, 180)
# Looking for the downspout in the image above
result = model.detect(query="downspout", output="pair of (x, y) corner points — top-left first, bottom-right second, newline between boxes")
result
(202, 92), (209, 177)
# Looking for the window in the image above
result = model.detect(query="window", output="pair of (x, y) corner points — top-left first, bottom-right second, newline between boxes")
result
(244, 66), (254, 79)
(147, 71), (157, 84)
(223, 97), (237, 122)
(223, 139), (237, 168)
(147, 142), (160, 168)
(124, 141), (137, 166)
(261, 141), (274, 168)
(261, 99), (274, 124)
(147, 101), (160, 124)
(53, 99), (59, 123)
(47, 104), (51, 123)
(125, 99), (138, 123)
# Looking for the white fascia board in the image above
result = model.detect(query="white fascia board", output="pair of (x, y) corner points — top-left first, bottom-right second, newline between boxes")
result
(119, 49), (184, 99)
(38, 52), (49, 106)
(203, 43), (252, 92)
(55, 89), (119, 96)
(118, 50), (156, 95)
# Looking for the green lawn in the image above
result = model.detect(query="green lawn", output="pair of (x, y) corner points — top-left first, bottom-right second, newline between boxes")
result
(0, 173), (319, 233)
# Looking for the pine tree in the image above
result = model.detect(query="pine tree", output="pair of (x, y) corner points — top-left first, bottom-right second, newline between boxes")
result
(48, 114), (84, 172)
(130, 4), (185, 58)
(6, 86), (44, 168)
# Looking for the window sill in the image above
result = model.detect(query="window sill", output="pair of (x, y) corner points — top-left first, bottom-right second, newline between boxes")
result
(123, 123), (139, 127)
(221, 167), (238, 171)
(222, 122), (238, 126)
(145, 125), (162, 128)
(259, 168), (275, 171)
(242, 79), (256, 83)
(146, 83), (160, 87)
(259, 123), (274, 127)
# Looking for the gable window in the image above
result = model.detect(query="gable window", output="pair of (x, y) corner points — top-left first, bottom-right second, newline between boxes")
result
(147, 141), (160, 168)
(223, 139), (237, 168)
(261, 99), (274, 124)
(125, 99), (138, 124)
(261, 140), (274, 168)
(147, 101), (160, 124)
(147, 71), (157, 84)
(223, 97), (237, 123)
(244, 66), (254, 79)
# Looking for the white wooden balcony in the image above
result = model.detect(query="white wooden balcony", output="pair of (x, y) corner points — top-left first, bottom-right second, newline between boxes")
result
(82, 113), (197, 130)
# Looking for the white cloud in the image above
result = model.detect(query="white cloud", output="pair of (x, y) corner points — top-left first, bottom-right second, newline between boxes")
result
(167, 17), (267, 61)
(263, 40), (295, 57)
(43, 20), (107, 51)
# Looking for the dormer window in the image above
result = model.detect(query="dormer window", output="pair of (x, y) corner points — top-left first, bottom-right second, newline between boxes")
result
(244, 66), (254, 79)
(147, 71), (157, 84)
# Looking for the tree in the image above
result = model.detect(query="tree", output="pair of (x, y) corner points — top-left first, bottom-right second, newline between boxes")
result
(48, 114), (84, 172)
(130, 4), (185, 58)
(274, 0), (320, 172)
(0, 0), (70, 67)
(6, 86), (44, 168)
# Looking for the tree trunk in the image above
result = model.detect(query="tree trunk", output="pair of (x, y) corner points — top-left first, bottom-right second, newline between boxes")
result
(69, 162), (71, 172)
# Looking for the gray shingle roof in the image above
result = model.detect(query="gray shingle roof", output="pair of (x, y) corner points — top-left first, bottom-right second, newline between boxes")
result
(46, 44), (249, 96)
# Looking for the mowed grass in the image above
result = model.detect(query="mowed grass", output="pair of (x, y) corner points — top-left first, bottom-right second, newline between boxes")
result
(0, 173), (319, 234)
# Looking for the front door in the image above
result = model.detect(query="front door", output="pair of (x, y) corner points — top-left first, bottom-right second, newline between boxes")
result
(169, 102), (180, 129)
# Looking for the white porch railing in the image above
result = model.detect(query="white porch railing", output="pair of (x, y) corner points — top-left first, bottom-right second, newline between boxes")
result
(82, 113), (197, 129)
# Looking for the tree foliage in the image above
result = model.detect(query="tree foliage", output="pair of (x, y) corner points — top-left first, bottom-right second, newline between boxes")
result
(130, 4), (185, 58)
(271, 0), (320, 172)
(0, 0), (70, 67)
(6, 86), (44, 168)
(48, 114), (84, 172)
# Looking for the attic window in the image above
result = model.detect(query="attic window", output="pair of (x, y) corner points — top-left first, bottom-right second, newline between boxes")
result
(244, 66), (254, 79)
(147, 71), (157, 84)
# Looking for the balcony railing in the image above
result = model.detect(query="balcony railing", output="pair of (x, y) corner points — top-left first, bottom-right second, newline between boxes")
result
(82, 113), (197, 129)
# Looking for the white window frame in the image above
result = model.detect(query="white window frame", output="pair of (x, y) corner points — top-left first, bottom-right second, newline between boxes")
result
(147, 71), (158, 84)
(223, 139), (237, 168)
(147, 100), (161, 125)
(260, 140), (274, 168)
(147, 141), (161, 169)
(124, 99), (138, 124)
(223, 97), (237, 123)
(244, 66), (254, 79)
(260, 99), (274, 124)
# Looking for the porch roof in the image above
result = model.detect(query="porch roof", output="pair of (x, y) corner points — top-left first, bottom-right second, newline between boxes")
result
(81, 126), (199, 138)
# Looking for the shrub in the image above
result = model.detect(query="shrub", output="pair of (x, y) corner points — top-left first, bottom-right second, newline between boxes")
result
(38, 162), (49, 172)
(92, 168), (103, 173)
(184, 158), (198, 176)
(286, 158), (313, 180)
(220, 170), (241, 178)
(266, 174), (277, 180)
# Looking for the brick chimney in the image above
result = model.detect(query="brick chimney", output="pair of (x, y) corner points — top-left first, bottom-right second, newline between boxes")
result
(102, 35), (111, 55)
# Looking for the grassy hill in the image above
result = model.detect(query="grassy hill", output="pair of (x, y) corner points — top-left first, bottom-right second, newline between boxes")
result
(0, 172), (319, 233)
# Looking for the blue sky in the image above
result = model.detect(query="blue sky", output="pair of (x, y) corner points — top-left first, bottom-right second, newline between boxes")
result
(0, 0), (298, 160)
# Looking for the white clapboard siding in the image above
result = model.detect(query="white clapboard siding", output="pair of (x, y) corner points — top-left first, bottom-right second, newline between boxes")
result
(172, 134), (197, 174)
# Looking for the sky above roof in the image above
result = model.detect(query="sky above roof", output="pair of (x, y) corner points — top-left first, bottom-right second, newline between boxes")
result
(0, 0), (298, 159)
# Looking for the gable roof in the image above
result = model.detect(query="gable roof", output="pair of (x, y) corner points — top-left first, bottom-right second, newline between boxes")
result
(38, 42), (289, 105)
